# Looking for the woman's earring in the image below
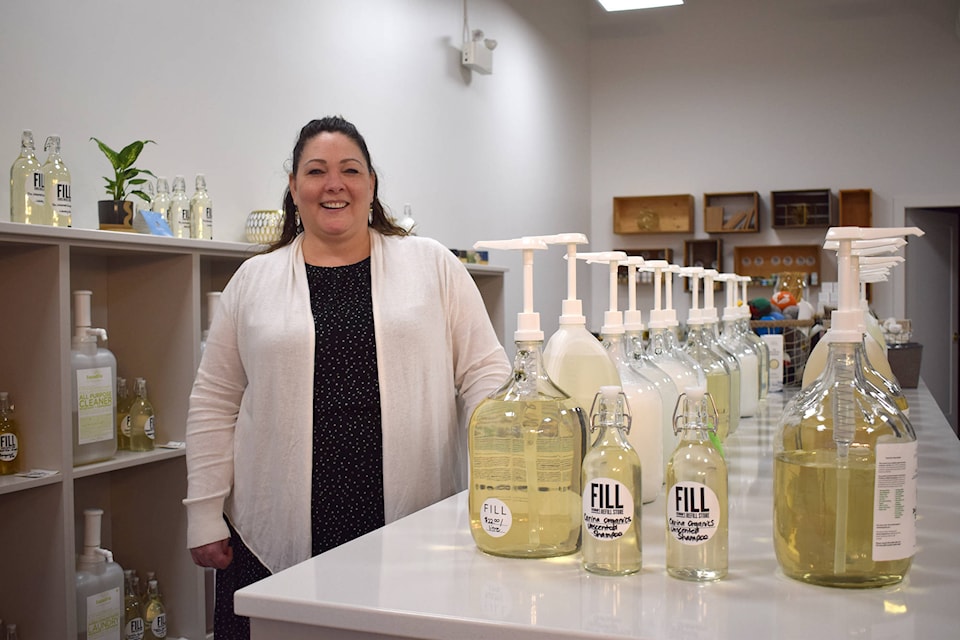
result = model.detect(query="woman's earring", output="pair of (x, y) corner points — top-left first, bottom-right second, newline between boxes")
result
(295, 208), (301, 230)
(368, 205), (374, 225)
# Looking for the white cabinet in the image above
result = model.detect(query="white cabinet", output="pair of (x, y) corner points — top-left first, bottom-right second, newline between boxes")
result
(0, 221), (254, 639)
(0, 221), (505, 638)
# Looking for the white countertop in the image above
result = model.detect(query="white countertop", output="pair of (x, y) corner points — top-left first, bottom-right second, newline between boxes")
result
(236, 383), (960, 640)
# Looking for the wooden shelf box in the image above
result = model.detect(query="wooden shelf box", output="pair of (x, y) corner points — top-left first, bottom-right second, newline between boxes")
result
(733, 244), (822, 286)
(615, 247), (673, 284)
(703, 191), (760, 233)
(838, 188), (872, 227)
(613, 194), (694, 234)
(771, 189), (836, 228)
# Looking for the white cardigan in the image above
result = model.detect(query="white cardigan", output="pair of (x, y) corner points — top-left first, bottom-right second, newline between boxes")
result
(184, 230), (510, 573)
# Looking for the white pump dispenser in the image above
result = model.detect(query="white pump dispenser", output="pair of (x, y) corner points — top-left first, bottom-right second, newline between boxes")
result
(643, 261), (704, 389)
(71, 290), (118, 465)
(700, 270), (742, 429)
(738, 275), (770, 400)
(76, 508), (124, 640)
(541, 233), (620, 414)
(773, 227), (920, 588)
(581, 251), (663, 503)
(717, 273), (760, 418)
(467, 237), (586, 558)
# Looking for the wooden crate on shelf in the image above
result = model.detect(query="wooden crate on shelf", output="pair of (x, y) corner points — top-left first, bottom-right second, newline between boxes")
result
(615, 247), (673, 284)
(733, 244), (821, 286)
(771, 189), (836, 228)
(613, 194), (694, 234)
(703, 191), (760, 233)
(838, 188), (872, 227)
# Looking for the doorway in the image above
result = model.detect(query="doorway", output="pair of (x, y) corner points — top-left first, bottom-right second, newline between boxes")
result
(904, 206), (959, 436)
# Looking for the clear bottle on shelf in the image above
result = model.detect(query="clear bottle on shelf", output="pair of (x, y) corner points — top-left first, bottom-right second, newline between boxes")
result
(168, 175), (191, 239)
(773, 227), (919, 588)
(76, 508), (124, 640)
(0, 392), (21, 475)
(10, 129), (46, 224)
(541, 234), (621, 415)
(143, 578), (167, 639)
(738, 275), (769, 400)
(4, 624), (18, 640)
(41, 134), (72, 227)
(581, 386), (643, 576)
(468, 237), (586, 558)
(699, 270), (742, 429)
(151, 176), (172, 225)
(71, 290), (118, 465)
(189, 173), (213, 239)
(128, 377), (156, 452)
(717, 273), (760, 418)
(666, 385), (728, 581)
(123, 568), (145, 640)
(116, 377), (132, 451)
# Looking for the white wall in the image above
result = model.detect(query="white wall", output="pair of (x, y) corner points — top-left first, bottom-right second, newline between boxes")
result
(0, 0), (593, 345)
(588, 0), (960, 325)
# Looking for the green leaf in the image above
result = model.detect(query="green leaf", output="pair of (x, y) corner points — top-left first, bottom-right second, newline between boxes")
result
(90, 137), (120, 169)
(130, 190), (153, 203)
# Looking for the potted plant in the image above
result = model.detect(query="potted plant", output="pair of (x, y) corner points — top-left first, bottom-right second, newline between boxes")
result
(90, 137), (156, 231)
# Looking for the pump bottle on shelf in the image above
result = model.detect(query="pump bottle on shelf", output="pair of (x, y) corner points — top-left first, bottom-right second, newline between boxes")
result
(71, 290), (118, 465)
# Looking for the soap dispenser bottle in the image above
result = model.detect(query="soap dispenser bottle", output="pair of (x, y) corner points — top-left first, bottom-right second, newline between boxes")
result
(76, 508), (124, 640)
(42, 134), (72, 227)
(738, 275), (769, 400)
(699, 270), (741, 430)
(679, 268), (733, 442)
(0, 392), (21, 475)
(583, 251), (663, 504)
(541, 233), (620, 415)
(71, 290), (118, 465)
(773, 227), (919, 588)
(468, 237), (586, 558)
(716, 273), (760, 418)
(581, 386), (642, 575)
(666, 385), (728, 581)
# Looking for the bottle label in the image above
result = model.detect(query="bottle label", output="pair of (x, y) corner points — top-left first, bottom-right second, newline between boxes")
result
(873, 440), (918, 561)
(25, 171), (46, 207)
(583, 478), (635, 540)
(122, 415), (132, 437)
(86, 586), (122, 640)
(77, 367), (115, 445)
(667, 481), (721, 545)
(54, 180), (72, 218)
(479, 498), (512, 537)
(151, 612), (167, 638)
(145, 415), (156, 439)
(0, 432), (18, 461)
(125, 616), (145, 640)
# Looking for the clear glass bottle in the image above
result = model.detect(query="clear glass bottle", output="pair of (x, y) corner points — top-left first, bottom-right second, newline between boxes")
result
(116, 377), (132, 451)
(42, 134), (72, 227)
(143, 578), (167, 639)
(581, 386), (642, 576)
(71, 291), (118, 466)
(666, 386), (728, 581)
(128, 378), (156, 452)
(738, 275), (769, 400)
(699, 272), (742, 431)
(5, 623), (18, 640)
(123, 569), (145, 640)
(151, 176), (172, 226)
(682, 315), (732, 443)
(168, 175), (191, 239)
(189, 173), (213, 239)
(10, 129), (46, 224)
(0, 392), (21, 475)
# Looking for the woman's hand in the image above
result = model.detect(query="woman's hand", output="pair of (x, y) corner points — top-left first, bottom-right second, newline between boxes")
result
(190, 538), (233, 569)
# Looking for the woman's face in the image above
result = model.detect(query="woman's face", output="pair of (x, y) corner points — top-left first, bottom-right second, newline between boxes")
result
(289, 132), (376, 243)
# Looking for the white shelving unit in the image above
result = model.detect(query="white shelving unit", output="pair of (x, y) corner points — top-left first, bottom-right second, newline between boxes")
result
(0, 221), (505, 639)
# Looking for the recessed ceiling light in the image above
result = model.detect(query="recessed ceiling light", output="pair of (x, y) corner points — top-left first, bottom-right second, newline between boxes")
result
(597, 0), (683, 11)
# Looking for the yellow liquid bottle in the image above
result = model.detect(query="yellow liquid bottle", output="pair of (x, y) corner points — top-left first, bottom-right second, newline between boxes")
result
(0, 392), (21, 475)
(42, 135), (71, 227)
(189, 173), (213, 239)
(683, 322), (732, 442)
(116, 377), (132, 451)
(581, 386), (642, 576)
(128, 378), (156, 452)
(468, 341), (586, 558)
(169, 175), (191, 239)
(774, 341), (916, 588)
(10, 129), (46, 224)
(666, 387), (728, 581)
(123, 569), (145, 640)
(143, 578), (167, 640)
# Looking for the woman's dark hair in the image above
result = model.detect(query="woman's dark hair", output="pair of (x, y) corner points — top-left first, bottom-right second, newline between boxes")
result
(268, 116), (407, 251)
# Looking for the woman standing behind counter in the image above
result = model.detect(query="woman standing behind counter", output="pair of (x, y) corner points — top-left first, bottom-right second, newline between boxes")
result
(184, 115), (510, 639)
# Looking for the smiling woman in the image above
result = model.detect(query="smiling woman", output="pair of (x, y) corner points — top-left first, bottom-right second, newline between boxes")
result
(183, 116), (512, 640)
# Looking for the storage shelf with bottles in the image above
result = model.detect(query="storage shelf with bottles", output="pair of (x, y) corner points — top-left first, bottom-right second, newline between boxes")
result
(703, 191), (760, 233)
(0, 221), (256, 640)
(771, 189), (836, 228)
(613, 194), (694, 234)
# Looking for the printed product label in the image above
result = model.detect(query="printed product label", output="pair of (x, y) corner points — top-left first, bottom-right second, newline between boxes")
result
(667, 481), (721, 545)
(0, 433), (18, 461)
(86, 586), (122, 640)
(480, 498), (512, 537)
(77, 367), (114, 445)
(873, 440), (918, 561)
(121, 415), (132, 437)
(26, 171), (46, 206)
(54, 180), (72, 217)
(583, 478), (635, 540)
(125, 616), (145, 640)
(151, 612), (167, 638)
(144, 415), (155, 439)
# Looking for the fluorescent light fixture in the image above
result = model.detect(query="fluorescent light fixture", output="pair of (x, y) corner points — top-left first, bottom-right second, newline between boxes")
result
(597, 0), (683, 11)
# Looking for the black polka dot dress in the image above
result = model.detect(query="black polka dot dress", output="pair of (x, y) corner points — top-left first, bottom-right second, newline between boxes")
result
(214, 257), (385, 640)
